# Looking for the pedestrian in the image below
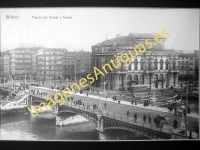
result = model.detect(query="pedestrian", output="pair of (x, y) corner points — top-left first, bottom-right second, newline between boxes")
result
(134, 113), (137, 121)
(143, 100), (146, 106)
(67, 97), (70, 101)
(127, 110), (129, 118)
(135, 100), (137, 105)
(173, 119), (178, 129)
(106, 94), (107, 99)
(148, 114), (151, 123)
(154, 117), (157, 124)
(71, 97), (73, 101)
(165, 116), (168, 124)
(143, 114), (147, 123)
(131, 99), (134, 105)
(87, 93), (88, 97)
(104, 102), (107, 109)
(174, 107), (177, 115)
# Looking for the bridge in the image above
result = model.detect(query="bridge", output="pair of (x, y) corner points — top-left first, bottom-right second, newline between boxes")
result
(25, 86), (188, 139)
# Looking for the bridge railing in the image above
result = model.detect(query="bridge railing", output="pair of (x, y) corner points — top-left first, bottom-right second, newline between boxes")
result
(32, 91), (176, 134)
(101, 110), (172, 134)
(64, 101), (173, 134)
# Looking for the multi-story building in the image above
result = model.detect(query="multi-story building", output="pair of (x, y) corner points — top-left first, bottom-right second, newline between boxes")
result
(75, 51), (91, 80)
(37, 48), (66, 81)
(62, 50), (91, 81)
(178, 53), (195, 76)
(8, 47), (41, 80)
(1, 50), (11, 82)
(0, 51), (2, 84)
(91, 33), (181, 90)
(62, 51), (76, 81)
(194, 50), (199, 81)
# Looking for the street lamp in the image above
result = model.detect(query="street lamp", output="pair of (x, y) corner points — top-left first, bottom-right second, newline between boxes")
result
(50, 76), (52, 86)
(151, 85), (156, 106)
(38, 76), (43, 85)
(180, 104), (186, 131)
(3, 77), (6, 87)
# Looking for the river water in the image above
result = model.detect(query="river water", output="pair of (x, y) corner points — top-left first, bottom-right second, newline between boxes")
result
(0, 93), (150, 140)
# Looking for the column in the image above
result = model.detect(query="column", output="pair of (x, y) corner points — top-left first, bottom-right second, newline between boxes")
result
(96, 115), (104, 132)
(138, 61), (141, 70)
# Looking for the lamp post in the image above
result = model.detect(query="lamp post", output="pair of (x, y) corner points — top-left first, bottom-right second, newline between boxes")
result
(180, 104), (186, 131)
(50, 76), (51, 86)
(152, 85), (156, 106)
(67, 78), (68, 88)
(39, 76), (43, 85)
(3, 77), (6, 87)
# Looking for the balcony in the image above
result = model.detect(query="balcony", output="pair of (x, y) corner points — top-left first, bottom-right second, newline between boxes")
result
(169, 68), (179, 73)
(144, 68), (154, 74)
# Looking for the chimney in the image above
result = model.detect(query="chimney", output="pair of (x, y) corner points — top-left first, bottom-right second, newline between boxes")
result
(116, 34), (121, 37)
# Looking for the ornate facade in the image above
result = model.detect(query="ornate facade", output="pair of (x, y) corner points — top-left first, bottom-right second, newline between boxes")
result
(91, 33), (181, 90)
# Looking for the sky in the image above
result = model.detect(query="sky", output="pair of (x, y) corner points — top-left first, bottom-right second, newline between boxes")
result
(1, 8), (199, 53)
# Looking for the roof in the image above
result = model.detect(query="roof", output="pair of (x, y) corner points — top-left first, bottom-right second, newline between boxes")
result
(11, 47), (44, 52)
(129, 33), (156, 39)
(41, 48), (66, 52)
(92, 33), (166, 48)
(93, 35), (137, 47)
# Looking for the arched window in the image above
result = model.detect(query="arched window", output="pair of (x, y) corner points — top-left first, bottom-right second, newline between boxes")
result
(127, 75), (132, 81)
(134, 59), (138, 70)
(154, 74), (158, 80)
(154, 59), (158, 70)
(134, 75), (138, 80)
(160, 59), (163, 70)
(165, 59), (168, 70)
(140, 59), (143, 70)
(165, 74), (168, 79)
(160, 74), (163, 79)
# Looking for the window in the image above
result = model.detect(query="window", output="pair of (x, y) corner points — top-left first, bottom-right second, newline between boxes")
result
(154, 59), (158, 70)
(160, 59), (163, 70)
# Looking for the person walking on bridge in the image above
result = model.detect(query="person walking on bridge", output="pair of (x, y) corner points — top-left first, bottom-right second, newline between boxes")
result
(104, 102), (107, 109)
(173, 119), (178, 129)
(127, 110), (129, 118)
(148, 114), (151, 123)
(134, 113), (137, 121)
(131, 99), (134, 105)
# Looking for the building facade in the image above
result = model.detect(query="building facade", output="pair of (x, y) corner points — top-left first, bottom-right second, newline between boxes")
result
(194, 50), (199, 81)
(75, 51), (91, 80)
(36, 48), (66, 81)
(1, 50), (11, 82)
(178, 53), (195, 75)
(62, 50), (91, 81)
(62, 51), (76, 81)
(91, 33), (181, 90)
(9, 48), (41, 80)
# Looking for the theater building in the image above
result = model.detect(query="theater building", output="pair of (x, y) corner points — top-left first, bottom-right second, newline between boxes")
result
(91, 33), (181, 90)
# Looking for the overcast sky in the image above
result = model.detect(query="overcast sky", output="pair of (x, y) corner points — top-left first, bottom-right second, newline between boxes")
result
(1, 8), (199, 53)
